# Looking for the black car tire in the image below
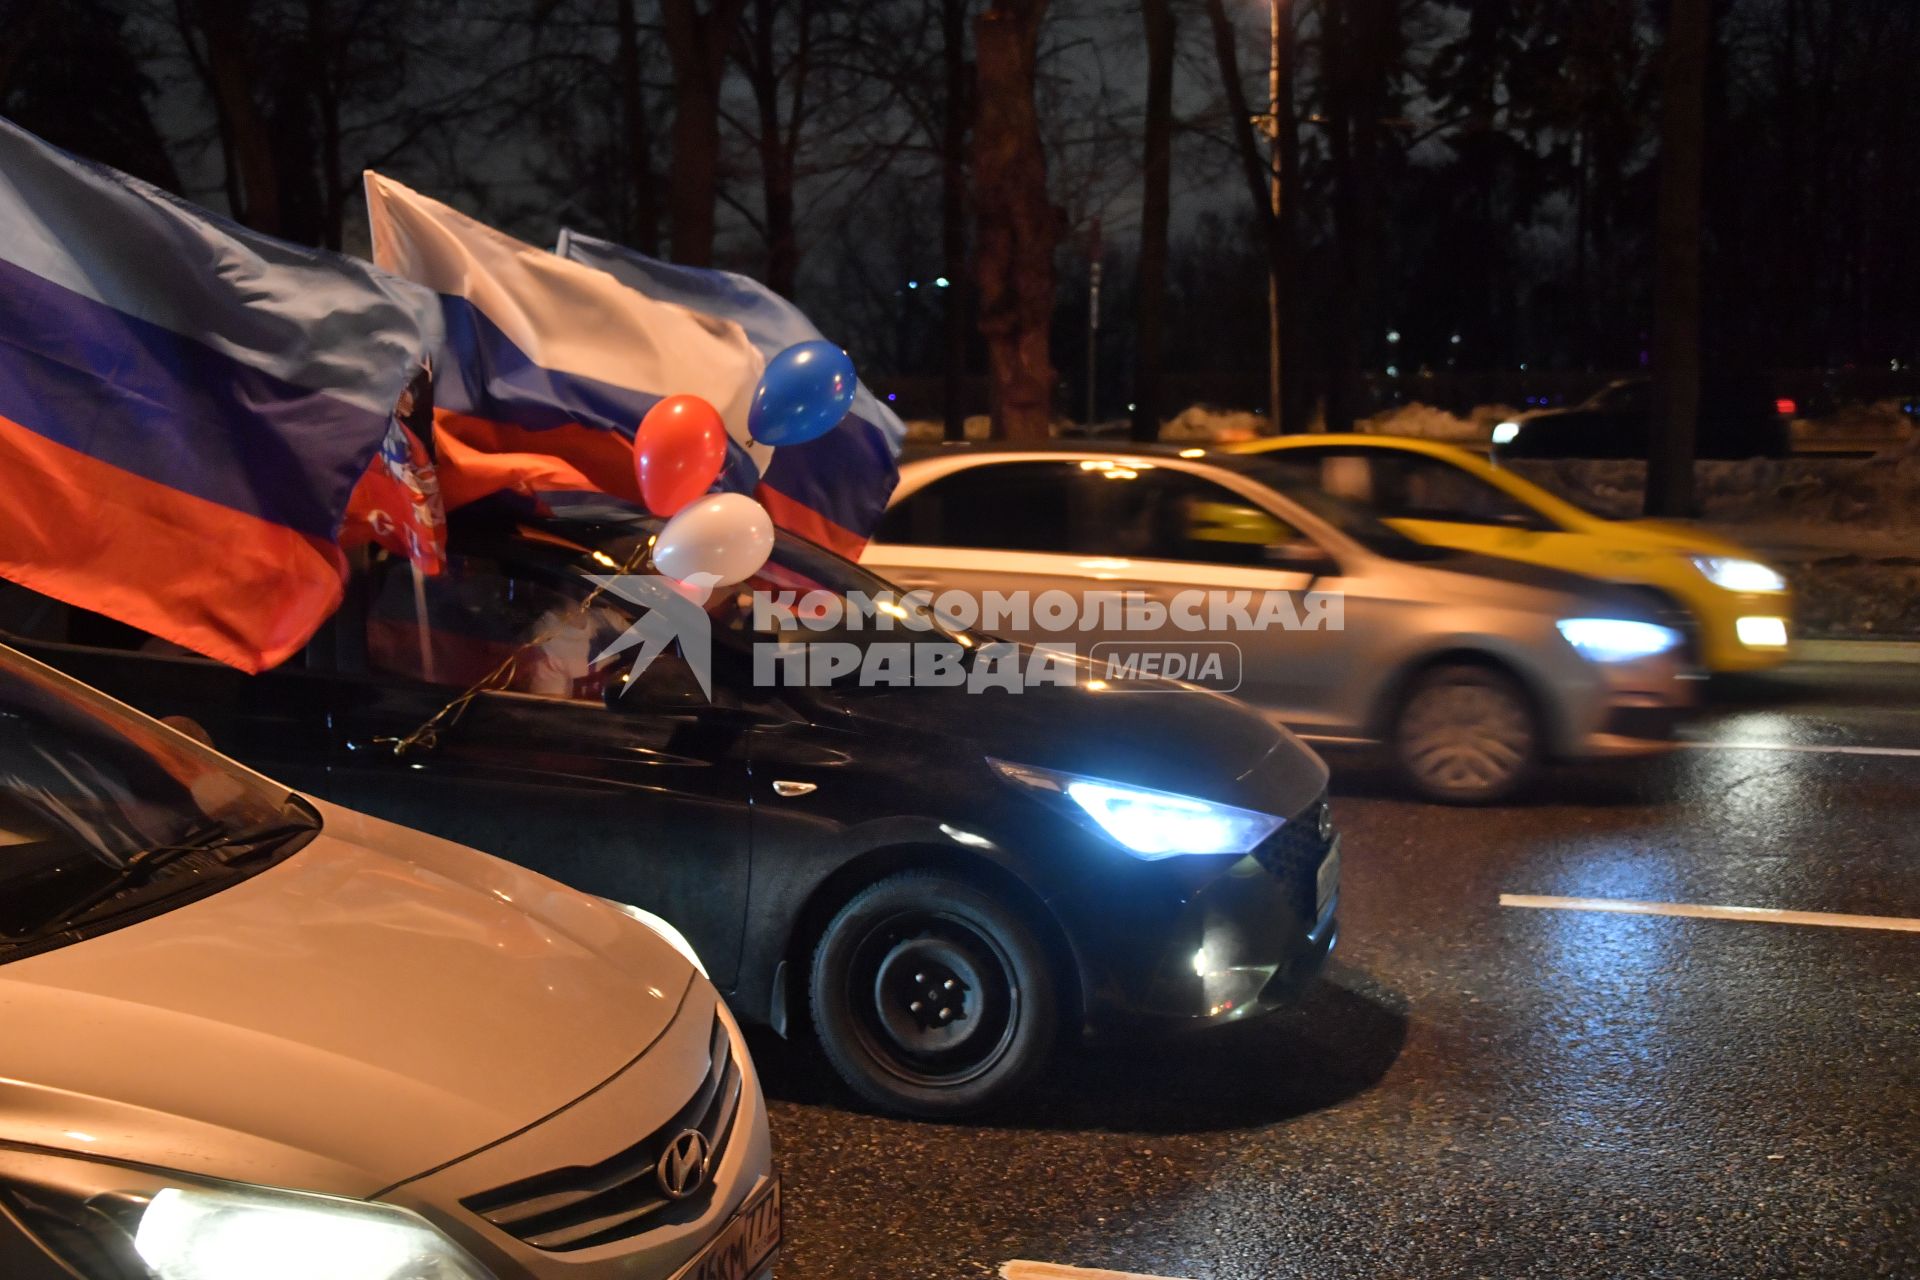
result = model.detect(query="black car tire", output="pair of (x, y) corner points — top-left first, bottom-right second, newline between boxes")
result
(1391, 662), (1540, 804)
(809, 869), (1059, 1118)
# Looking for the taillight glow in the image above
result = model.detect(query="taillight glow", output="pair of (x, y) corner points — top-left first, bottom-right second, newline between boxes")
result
(1775, 397), (1798, 416)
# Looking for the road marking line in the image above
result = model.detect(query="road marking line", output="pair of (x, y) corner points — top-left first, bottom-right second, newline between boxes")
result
(1003, 1263), (1197, 1280)
(1500, 894), (1920, 933)
(1678, 740), (1920, 759)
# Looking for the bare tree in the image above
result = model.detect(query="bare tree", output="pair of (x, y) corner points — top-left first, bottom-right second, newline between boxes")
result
(663, 0), (749, 265)
(940, 0), (973, 440)
(971, 0), (1056, 441)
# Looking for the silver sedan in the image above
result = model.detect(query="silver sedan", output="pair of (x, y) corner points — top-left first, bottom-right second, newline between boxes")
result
(863, 444), (1696, 803)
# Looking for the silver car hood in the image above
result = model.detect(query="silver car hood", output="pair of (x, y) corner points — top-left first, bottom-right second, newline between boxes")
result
(0, 799), (695, 1197)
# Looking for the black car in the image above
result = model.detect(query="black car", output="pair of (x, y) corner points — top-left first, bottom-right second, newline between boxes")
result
(0, 506), (1339, 1117)
(1493, 374), (1793, 460)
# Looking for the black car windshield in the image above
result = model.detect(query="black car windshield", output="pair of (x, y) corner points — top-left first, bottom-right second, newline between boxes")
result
(0, 646), (315, 955)
(1233, 461), (1448, 562)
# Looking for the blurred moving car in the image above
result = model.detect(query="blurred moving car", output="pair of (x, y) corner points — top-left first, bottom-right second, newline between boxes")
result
(1233, 435), (1794, 672)
(1, 508), (1341, 1118)
(1489, 374), (1794, 459)
(0, 643), (778, 1280)
(866, 445), (1697, 804)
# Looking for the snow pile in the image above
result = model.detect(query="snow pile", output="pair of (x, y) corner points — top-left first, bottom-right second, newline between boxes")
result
(1161, 405), (1267, 442)
(1358, 401), (1525, 443)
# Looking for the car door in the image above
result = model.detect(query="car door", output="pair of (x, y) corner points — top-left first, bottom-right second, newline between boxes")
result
(0, 582), (338, 794)
(320, 551), (756, 988)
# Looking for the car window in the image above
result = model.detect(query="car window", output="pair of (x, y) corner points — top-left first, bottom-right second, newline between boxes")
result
(876, 462), (1073, 552)
(1083, 467), (1300, 566)
(0, 645), (311, 957)
(365, 554), (691, 704)
(1252, 449), (1549, 530)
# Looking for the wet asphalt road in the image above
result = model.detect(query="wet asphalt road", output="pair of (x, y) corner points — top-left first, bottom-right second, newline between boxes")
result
(752, 655), (1920, 1280)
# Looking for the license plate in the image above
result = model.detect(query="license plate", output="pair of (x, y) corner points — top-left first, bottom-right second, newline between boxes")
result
(676, 1178), (781, 1280)
(1315, 836), (1341, 917)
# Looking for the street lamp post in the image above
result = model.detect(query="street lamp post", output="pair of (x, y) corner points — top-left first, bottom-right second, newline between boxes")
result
(1265, 0), (1285, 434)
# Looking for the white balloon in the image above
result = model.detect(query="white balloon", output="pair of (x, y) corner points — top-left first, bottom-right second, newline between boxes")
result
(654, 492), (775, 587)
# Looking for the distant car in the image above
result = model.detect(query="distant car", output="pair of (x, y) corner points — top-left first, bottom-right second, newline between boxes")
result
(866, 444), (1698, 804)
(1492, 375), (1793, 459)
(2, 506), (1340, 1118)
(1233, 435), (1794, 672)
(0, 643), (778, 1280)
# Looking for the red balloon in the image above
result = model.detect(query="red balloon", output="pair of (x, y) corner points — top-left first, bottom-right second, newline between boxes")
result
(635, 395), (727, 516)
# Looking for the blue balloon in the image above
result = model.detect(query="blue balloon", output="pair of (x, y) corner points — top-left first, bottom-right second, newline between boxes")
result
(748, 341), (858, 446)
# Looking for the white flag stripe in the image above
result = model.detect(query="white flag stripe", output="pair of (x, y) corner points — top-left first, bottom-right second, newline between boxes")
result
(364, 172), (764, 437)
(0, 122), (438, 416)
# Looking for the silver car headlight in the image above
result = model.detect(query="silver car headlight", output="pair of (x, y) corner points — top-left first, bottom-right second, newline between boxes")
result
(1491, 420), (1521, 444)
(989, 757), (1283, 858)
(0, 1149), (494, 1280)
(1555, 617), (1682, 663)
(1691, 556), (1786, 592)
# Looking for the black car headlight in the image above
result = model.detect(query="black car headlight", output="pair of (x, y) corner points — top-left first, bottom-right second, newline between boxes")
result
(0, 1147), (493, 1280)
(988, 757), (1284, 859)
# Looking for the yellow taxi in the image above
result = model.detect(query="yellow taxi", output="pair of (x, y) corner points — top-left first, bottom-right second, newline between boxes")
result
(1229, 434), (1793, 672)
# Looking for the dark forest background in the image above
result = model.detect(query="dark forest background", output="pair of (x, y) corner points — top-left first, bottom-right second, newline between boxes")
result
(4, 0), (1917, 437)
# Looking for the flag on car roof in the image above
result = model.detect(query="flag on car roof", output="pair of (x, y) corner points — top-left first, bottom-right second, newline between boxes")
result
(363, 172), (767, 513)
(0, 118), (440, 673)
(557, 230), (903, 557)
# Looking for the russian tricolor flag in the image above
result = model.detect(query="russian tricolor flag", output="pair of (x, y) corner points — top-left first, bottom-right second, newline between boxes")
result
(364, 173), (769, 514)
(556, 231), (904, 556)
(0, 118), (440, 672)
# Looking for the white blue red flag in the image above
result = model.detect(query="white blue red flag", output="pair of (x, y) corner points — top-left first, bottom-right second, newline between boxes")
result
(557, 229), (904, 556)
(0, 118), (440, 672)
(364, 172), (768, 514)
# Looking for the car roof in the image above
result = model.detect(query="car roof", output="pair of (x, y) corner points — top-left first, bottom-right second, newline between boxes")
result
(1230, 433), (1487, 463)
(898, 440), (1277, 475)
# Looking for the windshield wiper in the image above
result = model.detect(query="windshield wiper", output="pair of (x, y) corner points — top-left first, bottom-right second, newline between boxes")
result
(7, 813), (319, 944)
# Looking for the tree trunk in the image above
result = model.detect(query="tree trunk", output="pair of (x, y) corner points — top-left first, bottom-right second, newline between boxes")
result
(182, 0), (280, 233)
(1646, 0), (1710, 517)
(662, 0), (746, 267)
(1130, 0), (1174, 443)
(615, 0), (661, 255)
(941, 0), (972, 442)
(971, 0), (1055, 444)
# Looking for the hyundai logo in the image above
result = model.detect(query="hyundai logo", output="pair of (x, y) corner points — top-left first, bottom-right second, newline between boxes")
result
(656, 1129), (712, 1200)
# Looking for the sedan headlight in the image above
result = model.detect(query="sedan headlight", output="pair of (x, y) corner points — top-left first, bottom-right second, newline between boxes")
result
(1491, 420), (1521, 444)
(1555, 617), (1682, 663)
(1692, 556), (1787, 593)
(0, 1148), (493, 1280)
(988, 757), (1283, 858)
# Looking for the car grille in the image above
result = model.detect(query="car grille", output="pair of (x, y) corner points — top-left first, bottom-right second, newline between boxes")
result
(462, 1012), (742, 1252)
(1252, 792), (1334, 920)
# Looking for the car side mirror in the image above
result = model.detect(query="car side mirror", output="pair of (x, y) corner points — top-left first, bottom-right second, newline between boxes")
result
(1263, 540), (1339, 578)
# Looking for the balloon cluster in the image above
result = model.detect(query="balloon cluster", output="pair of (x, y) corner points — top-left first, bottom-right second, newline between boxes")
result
(634, 340), (857, 588)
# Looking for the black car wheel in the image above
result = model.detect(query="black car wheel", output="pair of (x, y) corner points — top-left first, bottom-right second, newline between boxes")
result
(809, 869), (1058, 1117)
(1392, 662), (1540, 804)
